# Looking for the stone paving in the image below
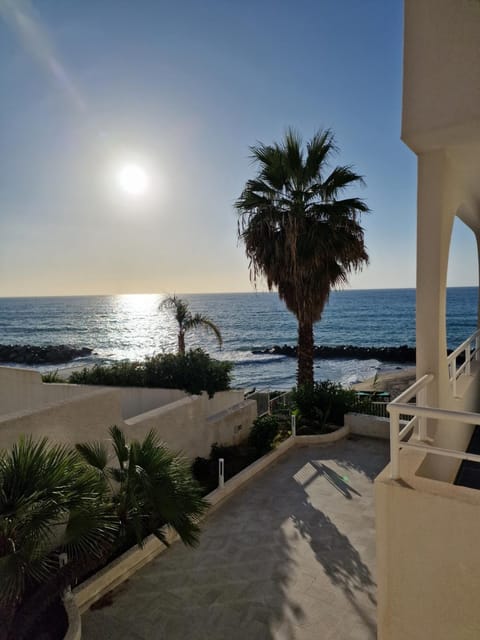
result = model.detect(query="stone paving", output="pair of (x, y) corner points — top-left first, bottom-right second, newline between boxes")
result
(82, 437), (388, 640)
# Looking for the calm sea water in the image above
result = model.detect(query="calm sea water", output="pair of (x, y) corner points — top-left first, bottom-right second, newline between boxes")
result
(0, 288), (477, 389)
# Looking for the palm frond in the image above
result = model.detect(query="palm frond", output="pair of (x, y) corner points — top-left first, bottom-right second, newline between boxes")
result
(185, 315), (223, 348)
(75, 441), (109, 471)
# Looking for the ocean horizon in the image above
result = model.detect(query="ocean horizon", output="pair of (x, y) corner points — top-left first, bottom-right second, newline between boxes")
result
(0, 287), (477, 389)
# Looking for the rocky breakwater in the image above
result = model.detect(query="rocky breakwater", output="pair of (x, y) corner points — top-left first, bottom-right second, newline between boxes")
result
(0, 344), (93, 365)
(252, 344), (416, 363)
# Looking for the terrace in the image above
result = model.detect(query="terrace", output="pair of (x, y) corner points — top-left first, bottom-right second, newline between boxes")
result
(82, 437), (388, 640)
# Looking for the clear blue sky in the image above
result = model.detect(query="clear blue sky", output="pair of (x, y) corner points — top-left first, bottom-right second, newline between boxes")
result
(0, 0), (476, 296)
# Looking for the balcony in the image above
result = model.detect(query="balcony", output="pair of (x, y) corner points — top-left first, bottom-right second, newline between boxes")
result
(387, 328), (480, 482)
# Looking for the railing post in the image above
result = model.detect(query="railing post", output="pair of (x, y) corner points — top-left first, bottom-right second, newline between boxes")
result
(452, 361), (457, 397)
(218, 458), (224, 489)
(466, 345), (471, 376)
(267, 391), (271, 415)
(291, 413), (296, 437)
(389, 408), (400, 480)
(476, 335), (480, 361)
(59, 552), (71, 595)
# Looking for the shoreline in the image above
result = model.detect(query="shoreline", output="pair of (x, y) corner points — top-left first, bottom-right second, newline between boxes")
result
(352, 367), (416, 397)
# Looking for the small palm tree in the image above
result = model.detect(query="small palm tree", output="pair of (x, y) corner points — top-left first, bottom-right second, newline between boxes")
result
(0, 437), (117, 640)
(160, 295), (223, 355)
(76, 425), (208, 548)
(236, 128), (369, 386)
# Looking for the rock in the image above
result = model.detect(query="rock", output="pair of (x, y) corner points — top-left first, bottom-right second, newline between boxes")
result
(0, 344), (93, 365)
(251, 344), (417, 363)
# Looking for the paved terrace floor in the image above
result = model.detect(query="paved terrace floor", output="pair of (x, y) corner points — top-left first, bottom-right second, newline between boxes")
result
(82, 437), (389, 640)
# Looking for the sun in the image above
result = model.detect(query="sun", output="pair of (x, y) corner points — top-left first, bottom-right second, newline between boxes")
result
(116, 163), (149, 196)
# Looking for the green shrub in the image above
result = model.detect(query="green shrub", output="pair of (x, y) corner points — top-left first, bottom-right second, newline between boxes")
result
(41, 370), (62, 383)
(248, 414), (280, 455)
(192, 443), (254, 493)
(69, 361), (144, 387)
(293, 381), (357, 429)
(144, 350), (232, 397)
(68, 349), (232, 397)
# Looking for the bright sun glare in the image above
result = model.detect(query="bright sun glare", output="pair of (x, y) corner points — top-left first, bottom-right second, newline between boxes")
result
(116, 163), (149, 196)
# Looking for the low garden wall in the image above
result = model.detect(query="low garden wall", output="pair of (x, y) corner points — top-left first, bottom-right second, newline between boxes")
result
(125, 395), (257, 459)
(345, 412), (391, 439)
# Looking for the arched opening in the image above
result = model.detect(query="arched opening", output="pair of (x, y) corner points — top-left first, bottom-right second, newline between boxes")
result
(446, 216), (479, 352)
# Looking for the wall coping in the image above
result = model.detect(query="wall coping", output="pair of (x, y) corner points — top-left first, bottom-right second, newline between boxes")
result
(63, 593), (82, 640)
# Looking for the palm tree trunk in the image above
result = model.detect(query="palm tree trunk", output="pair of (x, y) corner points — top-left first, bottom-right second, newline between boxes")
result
(178, 332), (185, 355)
(297, 319), (314, 387)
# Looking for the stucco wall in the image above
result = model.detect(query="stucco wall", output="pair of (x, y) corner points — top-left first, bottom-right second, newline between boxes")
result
(345, 413), (390, 439)
(115, 387), (187, 420)
(125, 395), (257, 459)
(208, 399), (257, 447)
(402, 0), (480, 151)
(0, 367), (96, 416)
(376, 469), (480, 640)
(0, 366), (256, 460)
(0, 388), (123, 449)
(205, 390), (245, 416)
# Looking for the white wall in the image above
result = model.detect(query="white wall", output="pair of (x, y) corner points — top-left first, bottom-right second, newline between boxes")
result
(0, 367), (96, 416)
(376, 466), (480, 640)
(0, 366), (256, 460)
(125, 394), (257, 459)
(345, 413), (390, 439)
(115, 387), (187, 420)
(0, 388), (123, 449)
(402, 0), (480, 152)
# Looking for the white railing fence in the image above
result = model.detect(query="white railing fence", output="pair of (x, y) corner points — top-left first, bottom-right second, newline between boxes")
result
(268, 390), (293, 415)
(388, 377), (480, 480)
(447, 328), (480, 396)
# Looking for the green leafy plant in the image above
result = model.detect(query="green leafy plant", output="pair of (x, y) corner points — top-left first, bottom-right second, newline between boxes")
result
(41, 370), (62, 383)
(0, 437), (117, 640)
(68, 349), (232, 397)
(293, 381), (357, 431)
(76, 426), (208, 549)
(248, 414), (280, 455)
(160, 295), (223, 355)
(236, 128), (369, 386)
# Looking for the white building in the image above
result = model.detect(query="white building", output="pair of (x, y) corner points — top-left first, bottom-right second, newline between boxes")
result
(376, 1), (480, 638)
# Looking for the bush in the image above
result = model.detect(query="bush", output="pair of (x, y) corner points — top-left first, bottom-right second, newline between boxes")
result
(68, 349), (232, 397)
(248, 414), (280, 455)
(69, 361), (144, 387)
(192, 443), (255, 493)
(41, 370), (62, 383)
(292, 381), (357, 429)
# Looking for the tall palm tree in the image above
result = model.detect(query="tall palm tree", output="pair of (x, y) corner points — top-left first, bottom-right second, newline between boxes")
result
(76, 425), (208, 548)
(0, 437), (117, 640)
(160, 295), (223, 355)
(236, 128), (369, 387)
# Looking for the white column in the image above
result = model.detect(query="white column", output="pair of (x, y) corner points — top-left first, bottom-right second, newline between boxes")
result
(416, 150), (455, 428)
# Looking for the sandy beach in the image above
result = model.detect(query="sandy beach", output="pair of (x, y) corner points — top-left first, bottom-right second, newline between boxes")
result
(352, 366), (416, 397)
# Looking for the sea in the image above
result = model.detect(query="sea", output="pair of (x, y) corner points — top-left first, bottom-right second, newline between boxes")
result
(0, 287), (477, 390)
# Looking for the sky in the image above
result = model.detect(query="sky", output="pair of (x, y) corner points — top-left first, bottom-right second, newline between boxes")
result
(0, 0), (477, 297)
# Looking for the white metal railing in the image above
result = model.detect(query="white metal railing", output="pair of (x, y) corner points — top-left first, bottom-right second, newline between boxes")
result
(388, 372), (480, 479)
(447, 328), (480, 396)
(268, 390), (292, 415)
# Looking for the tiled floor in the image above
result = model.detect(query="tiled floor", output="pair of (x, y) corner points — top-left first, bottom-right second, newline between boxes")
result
(82, 437), (388, 640)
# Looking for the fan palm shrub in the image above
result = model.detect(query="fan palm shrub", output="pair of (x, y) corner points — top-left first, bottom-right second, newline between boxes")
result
(236, 128), (369, 386)
(0, 437), (118, 640)
(76, 425), (208, 549)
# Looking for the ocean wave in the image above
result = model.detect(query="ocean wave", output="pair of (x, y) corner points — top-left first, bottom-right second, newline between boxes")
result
(216, 350), (287, 365)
